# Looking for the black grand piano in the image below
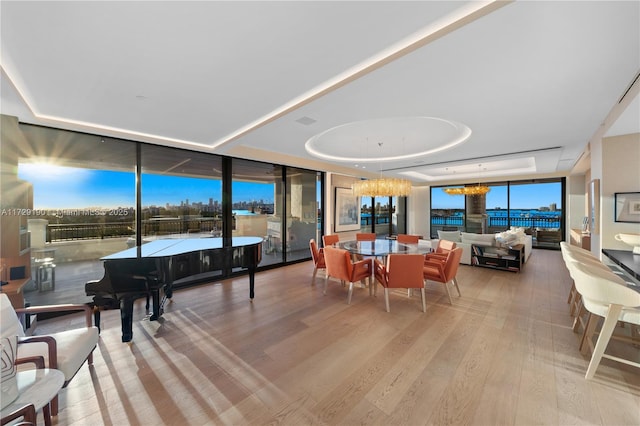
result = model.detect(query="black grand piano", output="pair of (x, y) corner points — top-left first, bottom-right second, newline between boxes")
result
(86, 236), (262, 342)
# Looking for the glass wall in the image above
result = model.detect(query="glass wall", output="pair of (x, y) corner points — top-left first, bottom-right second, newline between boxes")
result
(360, 196), (373, 233)
(432, 178), (564, 248)
(141, 145), (223, 240)
(16, 125), (136, 304)
(3, 121), (322, 307)
(232, 159), (280, 266)
(285, 167), (321, 262)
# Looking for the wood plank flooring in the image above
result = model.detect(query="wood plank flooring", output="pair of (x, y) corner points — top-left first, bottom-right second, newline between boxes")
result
(34, 249), (640, 425)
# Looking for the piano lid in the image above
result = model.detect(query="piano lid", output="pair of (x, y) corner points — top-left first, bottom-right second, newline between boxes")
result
(102, 237), (263, 260)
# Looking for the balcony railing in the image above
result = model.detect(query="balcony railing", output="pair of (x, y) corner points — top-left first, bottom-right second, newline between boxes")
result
(47, 217), (222, 242)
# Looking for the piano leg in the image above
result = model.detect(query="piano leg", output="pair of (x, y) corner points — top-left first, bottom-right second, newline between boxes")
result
(93, 306), (101, 333)
(120, 297), (135, 342)
(150, 288), (161, 321)
(249, 267), (256, 300)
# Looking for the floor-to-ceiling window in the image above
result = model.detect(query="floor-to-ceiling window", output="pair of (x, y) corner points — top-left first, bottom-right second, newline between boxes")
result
(141, 145), (223, 241)
(16, 125), (136, 304)
(432, 178), (564, 248)
(5, 121), (323, 307)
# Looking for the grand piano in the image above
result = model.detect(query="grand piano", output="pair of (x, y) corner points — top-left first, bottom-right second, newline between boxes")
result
(86, 236), (262, 342)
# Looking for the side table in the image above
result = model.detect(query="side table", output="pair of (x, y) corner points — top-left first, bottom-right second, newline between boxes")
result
(1, 368), (64, 426)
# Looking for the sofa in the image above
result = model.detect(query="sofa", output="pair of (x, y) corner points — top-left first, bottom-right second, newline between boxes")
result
(433, 229), (533, 265)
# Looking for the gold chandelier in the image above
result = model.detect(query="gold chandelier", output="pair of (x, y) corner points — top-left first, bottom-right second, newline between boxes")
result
(443, 163), (490, 196)
(352, 178), (412, 197)
(443, 184), (490, 196)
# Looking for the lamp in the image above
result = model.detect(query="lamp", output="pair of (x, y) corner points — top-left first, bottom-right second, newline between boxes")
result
(352, 177), (412, 197)
(443, 164), (490, 196)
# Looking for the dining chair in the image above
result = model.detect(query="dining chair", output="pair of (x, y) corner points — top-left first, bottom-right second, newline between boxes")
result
(322, 234), (340, 247)
(423, 247), (463, 304)
(323, 246), (373, 304)
(0, 293), (99, 416)
(355, 233), (376, 241)
(1, 403), (37, 426)
(374, 254), (426, 312)
(567, 261), (640, 379)
(309, 239), (326, 285)
(396, 234), (420, 244)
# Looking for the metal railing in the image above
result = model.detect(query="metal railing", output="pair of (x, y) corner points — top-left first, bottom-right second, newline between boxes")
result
(47, 217), (223, 242)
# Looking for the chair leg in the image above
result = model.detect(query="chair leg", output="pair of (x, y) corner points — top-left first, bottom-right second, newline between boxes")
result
(347, 282), (354, 304)
(586, 305), (623, 379)
(567, 281), (575, 304)
(384, 288), (390, 312)
(573, 301), (586, 333)
(580, 312), (599, 355)
(43, 401), (53, 426)
(323, 275), (329, 295)
(443, 280), (453, 304)
(452, 277), (461, 297)
(420, 288), (426, 312)
(50, 395), (59, 417)
(311, 266), (318, 285)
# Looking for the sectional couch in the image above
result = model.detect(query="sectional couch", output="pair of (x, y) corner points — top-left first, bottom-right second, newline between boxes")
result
(433, 229), (533, 265)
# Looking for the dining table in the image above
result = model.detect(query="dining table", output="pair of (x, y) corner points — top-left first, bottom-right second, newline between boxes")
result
(335, 238), (433, 297)
(337, 238), (433, 258)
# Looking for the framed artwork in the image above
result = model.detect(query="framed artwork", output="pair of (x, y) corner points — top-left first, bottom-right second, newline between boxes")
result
(614, 192), (640, 223)
(334, 187), (361, 232)
(589, 179), (600, 234)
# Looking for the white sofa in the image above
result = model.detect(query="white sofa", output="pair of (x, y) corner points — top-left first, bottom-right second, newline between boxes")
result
(433, 230), (532, 265)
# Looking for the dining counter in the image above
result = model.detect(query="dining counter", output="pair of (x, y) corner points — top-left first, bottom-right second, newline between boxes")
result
(602, 248), (640, 282)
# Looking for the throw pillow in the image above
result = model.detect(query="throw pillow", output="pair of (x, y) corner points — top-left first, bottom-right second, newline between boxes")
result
(437, 230), (462, 242)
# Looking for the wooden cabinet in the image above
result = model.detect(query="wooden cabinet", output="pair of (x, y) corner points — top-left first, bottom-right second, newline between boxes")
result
(570, 228), (591, 250)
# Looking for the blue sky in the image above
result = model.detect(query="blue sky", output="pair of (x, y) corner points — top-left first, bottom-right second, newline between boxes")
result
(19, 165), (274, 208)
(432, 182), (562, 210)
(19, 164), (560, 210)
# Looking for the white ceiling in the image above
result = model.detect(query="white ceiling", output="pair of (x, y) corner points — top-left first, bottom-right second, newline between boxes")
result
(1, 1), (638, 184)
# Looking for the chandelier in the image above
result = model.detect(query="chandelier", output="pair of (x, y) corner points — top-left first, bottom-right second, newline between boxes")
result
(352, 178), (412, 197)
(443, 163), (490, 196)
(443, 184), (490, 196)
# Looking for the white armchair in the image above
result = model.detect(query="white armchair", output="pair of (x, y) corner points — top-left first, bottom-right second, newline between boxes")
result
(0, 293), (99, 416)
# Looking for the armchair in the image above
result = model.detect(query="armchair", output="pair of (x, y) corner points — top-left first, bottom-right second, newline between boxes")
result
(323, 247), (373, 304)
(423, 247), (463, 304)
(309, 239), (326, 285)
(0, 294), (99, 416)
(374, 254), (426, 312)
(1, 403), (37, 426)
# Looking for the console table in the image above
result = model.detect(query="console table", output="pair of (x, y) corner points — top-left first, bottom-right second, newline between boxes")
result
(471, 244), (524, 272)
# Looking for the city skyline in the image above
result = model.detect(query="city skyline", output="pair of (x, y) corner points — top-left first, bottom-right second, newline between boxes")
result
(19, 163), (561, 211)
(18, 164), (276, 209)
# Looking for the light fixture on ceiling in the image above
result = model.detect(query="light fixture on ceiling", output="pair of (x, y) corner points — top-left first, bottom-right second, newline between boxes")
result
(351, 141), (412, 197)
(444, 164), (490, 196)
(352, 177), (412, 197)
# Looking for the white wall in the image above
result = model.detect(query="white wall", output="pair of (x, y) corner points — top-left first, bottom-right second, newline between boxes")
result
(601, 133), (640, 251)
(408, 186), (431, 239)
(567, 174), (588, 236)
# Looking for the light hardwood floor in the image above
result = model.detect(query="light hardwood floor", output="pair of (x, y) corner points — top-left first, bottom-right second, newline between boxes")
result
(35, 249), (640, 425)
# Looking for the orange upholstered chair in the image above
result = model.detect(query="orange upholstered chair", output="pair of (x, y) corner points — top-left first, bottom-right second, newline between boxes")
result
(309, 239), (326, 285)
(323, 246), (373, 304)
(355, 233), (376, 241)
(322, 234), (340, 247)
(396, 234), (420, 244)
(374, 254), (426, 312)
(423, 247), (463, 304)
(425, 239), (457, 263)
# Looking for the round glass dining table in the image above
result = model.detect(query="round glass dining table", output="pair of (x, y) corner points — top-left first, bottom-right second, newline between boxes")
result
(337, 238), (432, 257)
